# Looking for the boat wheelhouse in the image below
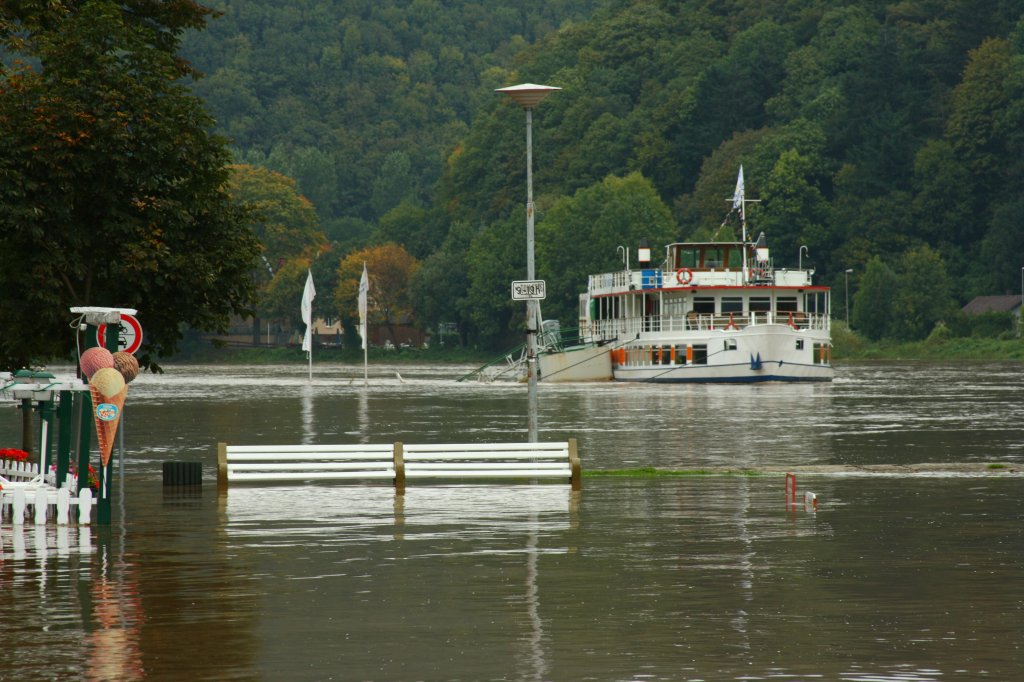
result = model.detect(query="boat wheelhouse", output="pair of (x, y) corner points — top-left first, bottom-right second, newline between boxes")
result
(576, 235), (833, 382)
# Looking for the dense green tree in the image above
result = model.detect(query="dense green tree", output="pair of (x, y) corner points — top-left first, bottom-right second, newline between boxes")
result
(978, 198), (1024, 296)
(851, 256), (898, 340)
(0, 0), (259, 370)
(757, 150), (832, 268)
(894, 246), (956, 341)
(408, 221), (475, 344)
(370, 151), (415, 218)
(227, 165), (325, 271)
(373, 201), (448, 259)
(465, 209), (527, 348)
(260, 258), (315, 331)
(537, 173), (677, 325)
(945, 37), (1013, 194)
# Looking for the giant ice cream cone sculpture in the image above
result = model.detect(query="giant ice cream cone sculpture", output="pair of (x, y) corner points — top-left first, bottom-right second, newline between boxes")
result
(90, 367), (127, 467)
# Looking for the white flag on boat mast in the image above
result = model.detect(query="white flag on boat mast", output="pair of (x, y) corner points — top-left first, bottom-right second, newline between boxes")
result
(358, 262), (369, 351)
(300, 269), (316, 353)
(732, 165), (745, 210)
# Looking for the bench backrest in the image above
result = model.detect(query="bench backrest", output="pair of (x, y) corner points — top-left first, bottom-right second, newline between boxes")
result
(220, 444), (396, 483)
(219, 440), (580, 489)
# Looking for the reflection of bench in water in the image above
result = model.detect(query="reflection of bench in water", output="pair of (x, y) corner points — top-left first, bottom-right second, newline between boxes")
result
(223, 484), (579, 539)
(218, 440), (581, 491)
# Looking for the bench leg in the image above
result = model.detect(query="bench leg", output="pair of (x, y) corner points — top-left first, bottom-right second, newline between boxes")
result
(57, 488), (71, 525)
(78, 488), (93, 525)
(34, 488), (48, 525)
(13, 489), (26, 525)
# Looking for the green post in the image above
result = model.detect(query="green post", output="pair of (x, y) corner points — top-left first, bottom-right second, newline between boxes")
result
(95, 322), (119, 525)
(56, 390), (74, 488)
(20, 398), (33, 457)
(76, 390), (93, 496)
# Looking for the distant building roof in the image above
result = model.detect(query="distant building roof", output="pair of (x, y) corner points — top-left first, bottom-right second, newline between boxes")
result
(962, 295), (1022, 315)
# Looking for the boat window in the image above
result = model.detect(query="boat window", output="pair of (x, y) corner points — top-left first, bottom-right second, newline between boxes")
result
(692, 344), (708, 365)
(795, 339), (804, 350)
(777, 297), (798, 312)
(693, 297), (715, 314)
(805, 292), (826, 314)
(813, 343), (830, 365)
(663, 296), (686, 318)
(702, 247), (724, 269)
(721, 297), (743, 314)
(660, 346), (673, 365)
(724, 339), (737, 352)
(725, 247), (743, 269)
(677, 248), (699, 269)
(749, 297), (771, 312)
(675, 345), (687, 364)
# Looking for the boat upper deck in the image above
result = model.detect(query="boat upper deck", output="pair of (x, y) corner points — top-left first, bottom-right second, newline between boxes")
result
(588, 240), (824, 295)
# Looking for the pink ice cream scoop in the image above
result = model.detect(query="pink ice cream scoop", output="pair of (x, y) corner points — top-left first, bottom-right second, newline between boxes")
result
(80, 347), (114, 379)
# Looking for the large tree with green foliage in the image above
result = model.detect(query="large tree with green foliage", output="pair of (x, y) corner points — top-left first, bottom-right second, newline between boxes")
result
(537, 173), (677, 325)
(851, 256), (899, 340)
(0, 0), (259, 370)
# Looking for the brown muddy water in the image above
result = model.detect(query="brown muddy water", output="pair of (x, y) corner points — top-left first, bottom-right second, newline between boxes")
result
(1, 361), (1022, 681)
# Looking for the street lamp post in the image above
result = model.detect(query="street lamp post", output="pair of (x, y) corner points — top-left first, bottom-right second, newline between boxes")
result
(497, 83), (560, 443)
(845, 268), (854, 326)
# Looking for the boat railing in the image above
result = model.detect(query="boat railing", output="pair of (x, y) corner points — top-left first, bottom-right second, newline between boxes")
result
(583, 312), (830, 339)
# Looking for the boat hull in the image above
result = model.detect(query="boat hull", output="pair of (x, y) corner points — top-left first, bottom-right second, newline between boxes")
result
(612, 362), (833, 383)
(538, 345), (613, 382)
(604, 324), (834, 383)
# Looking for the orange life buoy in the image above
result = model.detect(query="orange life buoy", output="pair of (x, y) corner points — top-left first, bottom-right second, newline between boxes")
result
(676, 268), (693, 285)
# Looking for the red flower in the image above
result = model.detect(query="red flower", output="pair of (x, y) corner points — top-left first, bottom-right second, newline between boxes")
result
(0, 448), (30, 462)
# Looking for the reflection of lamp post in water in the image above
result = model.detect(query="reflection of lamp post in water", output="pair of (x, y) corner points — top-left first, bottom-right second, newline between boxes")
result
(496, 83), (560, 442)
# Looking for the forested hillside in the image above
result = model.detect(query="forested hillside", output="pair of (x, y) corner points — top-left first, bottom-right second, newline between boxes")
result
(183, 0), (1024, 348)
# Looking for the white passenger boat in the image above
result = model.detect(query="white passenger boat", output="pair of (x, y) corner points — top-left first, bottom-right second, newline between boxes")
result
(549, 169), (834, 383)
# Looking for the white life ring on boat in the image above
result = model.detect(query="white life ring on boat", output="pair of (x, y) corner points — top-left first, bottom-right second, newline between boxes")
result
(676, 268), (693, 285)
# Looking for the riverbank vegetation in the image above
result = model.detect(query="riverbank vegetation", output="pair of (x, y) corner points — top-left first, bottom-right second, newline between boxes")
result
(832, 321), (1024, 360)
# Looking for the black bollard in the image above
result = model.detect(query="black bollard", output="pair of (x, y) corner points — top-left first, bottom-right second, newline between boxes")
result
(162, 461), (202, 487)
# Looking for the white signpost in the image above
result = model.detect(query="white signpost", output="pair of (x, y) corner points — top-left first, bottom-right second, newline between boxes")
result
(511, 280), (546, 301)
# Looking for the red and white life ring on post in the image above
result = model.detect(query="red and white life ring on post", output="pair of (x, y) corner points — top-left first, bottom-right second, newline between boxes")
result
(675, 268), (693, 286)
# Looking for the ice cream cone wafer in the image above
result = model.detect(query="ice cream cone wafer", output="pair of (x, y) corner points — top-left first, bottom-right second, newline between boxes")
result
(91, 385), (127, 467)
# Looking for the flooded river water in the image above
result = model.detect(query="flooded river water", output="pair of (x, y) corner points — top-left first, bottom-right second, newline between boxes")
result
(2, 361), (1022, 681)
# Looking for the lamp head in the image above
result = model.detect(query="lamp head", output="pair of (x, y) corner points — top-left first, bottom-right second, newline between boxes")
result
(495, 83), (561, 109)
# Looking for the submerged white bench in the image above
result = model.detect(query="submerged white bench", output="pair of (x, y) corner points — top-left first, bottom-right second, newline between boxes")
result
(218, 440), (580, 490)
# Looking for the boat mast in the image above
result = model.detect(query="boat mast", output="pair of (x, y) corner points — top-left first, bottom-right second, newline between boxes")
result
(731, 166), (759, 284)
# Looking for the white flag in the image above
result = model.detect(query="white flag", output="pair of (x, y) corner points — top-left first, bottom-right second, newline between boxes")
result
(732, 165), (745, 210)
(358, 263), (369, 350)
(300, 269), (316, 352)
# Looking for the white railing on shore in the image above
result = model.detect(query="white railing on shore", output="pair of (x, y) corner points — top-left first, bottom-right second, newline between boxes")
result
(581, 312), (830, 341)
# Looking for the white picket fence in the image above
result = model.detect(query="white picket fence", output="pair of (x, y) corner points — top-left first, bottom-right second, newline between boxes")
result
(219, 440), (581, 490)
(0, 461), (96, 525)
